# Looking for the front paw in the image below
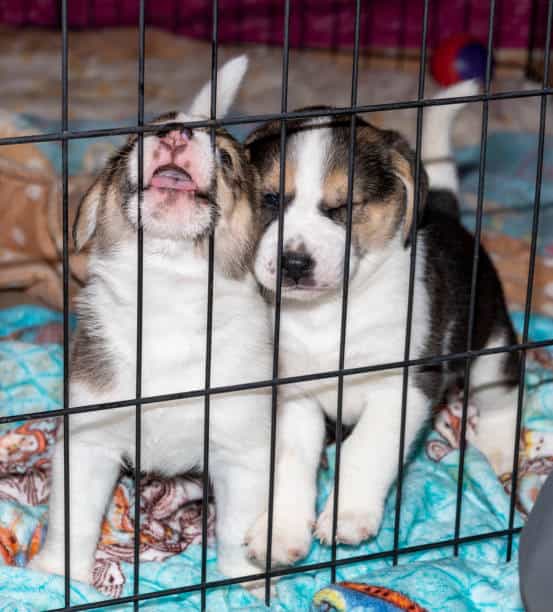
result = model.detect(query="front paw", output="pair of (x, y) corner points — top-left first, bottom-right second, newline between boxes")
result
(245, 510), (313, 567)
(315, 494), (383, 546)
(28, 549), (93, 585)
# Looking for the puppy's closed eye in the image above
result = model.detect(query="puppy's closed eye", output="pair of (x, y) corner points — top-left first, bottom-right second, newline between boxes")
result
(219, 148), (233, 169)
(322, 199), (363, 223)
(263, 192), (280, 210)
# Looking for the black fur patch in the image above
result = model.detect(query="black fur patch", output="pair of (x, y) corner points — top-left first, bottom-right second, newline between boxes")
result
(415, 189), (519, 402)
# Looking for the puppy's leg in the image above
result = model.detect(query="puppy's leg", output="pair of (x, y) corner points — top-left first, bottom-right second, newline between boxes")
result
(473, 386), (518, 476)
(28, 430), (121, 584)
(246, 396), (325, 567)
(315, 381), (429, 546)
(211, 448), (269, 582)
(470, 348), (519, 476)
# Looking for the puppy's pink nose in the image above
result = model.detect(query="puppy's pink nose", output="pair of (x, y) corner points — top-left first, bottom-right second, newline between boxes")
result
(160, 128), (192, 150)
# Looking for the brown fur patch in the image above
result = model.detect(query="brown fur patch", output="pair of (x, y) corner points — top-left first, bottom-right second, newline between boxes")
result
(211, 131), (261, 277)
(262, 159), (297, 196)
(246, 111), (429, 256)
(71, 317), (116, 391)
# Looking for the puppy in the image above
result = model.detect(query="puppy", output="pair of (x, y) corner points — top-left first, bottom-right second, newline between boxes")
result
(244, 81), (520, 566)
(29, 57), (273, 586)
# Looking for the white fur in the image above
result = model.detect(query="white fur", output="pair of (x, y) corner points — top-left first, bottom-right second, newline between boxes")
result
(248, 119), (433, 561)
(189, 55), (248, 118)
(422, 79), (480, 192)
(471, 332), (519, 476)
(29, 57), (272, 589)
(249, 232), (431, 557)
(254, 127), (359, 297)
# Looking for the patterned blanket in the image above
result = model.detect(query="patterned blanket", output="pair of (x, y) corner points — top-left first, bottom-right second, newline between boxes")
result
(0, 304), (552, 610)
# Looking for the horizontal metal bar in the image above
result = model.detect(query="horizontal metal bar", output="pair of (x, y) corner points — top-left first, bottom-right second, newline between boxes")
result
(2, 337), (552, 426)
(0, 86), (552, 147)
(49, 525), (522, 612)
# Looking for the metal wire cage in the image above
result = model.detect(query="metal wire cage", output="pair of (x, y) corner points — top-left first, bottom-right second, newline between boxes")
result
(0, 0), (552, 609)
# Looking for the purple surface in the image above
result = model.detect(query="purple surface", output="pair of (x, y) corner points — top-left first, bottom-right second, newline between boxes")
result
(0, 0), (543, 50)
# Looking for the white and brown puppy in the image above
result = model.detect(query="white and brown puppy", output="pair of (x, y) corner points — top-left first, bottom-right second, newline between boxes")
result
(244, 81), (520, 566)
(29, 57), (273, 585)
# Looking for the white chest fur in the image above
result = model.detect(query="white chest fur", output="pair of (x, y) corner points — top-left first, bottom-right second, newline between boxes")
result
(70, 242), (272, 475)
(277, 241), (430, 424)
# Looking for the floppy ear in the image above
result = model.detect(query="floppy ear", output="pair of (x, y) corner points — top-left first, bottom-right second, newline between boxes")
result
(386, 131), (429, 246)
(188, 55), (248, 119)
(73, 176), (104, 252)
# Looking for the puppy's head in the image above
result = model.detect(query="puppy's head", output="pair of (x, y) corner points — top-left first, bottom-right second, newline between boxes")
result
(73, 56), (259, 277)
(246, 111), (428, 300)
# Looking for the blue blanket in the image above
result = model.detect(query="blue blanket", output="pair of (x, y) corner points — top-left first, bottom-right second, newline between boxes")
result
(1, 305), (550, 611)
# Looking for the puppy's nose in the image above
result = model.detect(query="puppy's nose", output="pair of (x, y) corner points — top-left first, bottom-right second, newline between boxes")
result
(159, 128), (191, 149)
(281, 251), (313, 282)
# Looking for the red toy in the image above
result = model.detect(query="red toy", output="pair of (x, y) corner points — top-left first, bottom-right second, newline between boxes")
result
(431, 34), (492, 86)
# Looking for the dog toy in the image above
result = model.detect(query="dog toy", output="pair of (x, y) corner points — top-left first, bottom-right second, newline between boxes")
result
(312, 582), (427, 611)
(431, 34), (492, 86)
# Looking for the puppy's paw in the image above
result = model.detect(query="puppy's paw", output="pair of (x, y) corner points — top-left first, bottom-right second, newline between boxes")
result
(315, 497), (382, 546)
(28, 549), (92, 585)
(245, 510), (313, 567)
(242, 577), (277, 602)
(27, 551), (63, 577)
(479, 443), (514, 477)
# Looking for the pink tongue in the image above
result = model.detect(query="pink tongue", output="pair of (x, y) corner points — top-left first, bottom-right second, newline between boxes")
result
(150, 171), (196, 191)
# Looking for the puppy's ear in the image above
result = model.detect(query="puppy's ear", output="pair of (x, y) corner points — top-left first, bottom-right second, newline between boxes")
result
(386, 130), (429, 246)
(73, 176), (104, 252)
(189, 55), (248, 119)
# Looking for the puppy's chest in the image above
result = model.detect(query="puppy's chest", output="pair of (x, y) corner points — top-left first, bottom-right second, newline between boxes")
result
(279, 300), (406, 375)
(278, 297), (415, 424)
(142, 313), (206, 393)
(140, 399), (205, 472)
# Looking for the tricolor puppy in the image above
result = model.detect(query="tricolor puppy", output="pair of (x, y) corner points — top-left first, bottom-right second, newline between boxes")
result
(244, 81), (520, 566)
(29, 57), (273, 586)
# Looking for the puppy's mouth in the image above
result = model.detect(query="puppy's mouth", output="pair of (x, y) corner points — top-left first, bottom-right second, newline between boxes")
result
(282, 277), (321, 290)
(149, 164), (196, 192)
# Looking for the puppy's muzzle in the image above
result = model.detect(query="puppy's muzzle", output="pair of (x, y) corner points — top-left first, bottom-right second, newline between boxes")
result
(281, 251), (314, 284)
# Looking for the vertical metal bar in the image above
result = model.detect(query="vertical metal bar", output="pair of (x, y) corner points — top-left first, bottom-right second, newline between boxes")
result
(60, 0), (70, 605)
(133, 0), (146, 607)
(330, 0), (361, 582)
(392, 0), (429, 565)
(264, 0), (290, 604)
(397, 0), (408, 68)
(507, 0), (553, 561)
(525, 0), (539, 78)
(453, 0), (496, 556)
(200, 2), (218, 608)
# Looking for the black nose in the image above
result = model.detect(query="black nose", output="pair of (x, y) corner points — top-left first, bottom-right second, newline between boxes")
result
(281, 251), (313, 282)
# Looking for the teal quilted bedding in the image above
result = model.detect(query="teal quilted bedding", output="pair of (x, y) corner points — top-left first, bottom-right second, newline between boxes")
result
(0, 305), (552, 611)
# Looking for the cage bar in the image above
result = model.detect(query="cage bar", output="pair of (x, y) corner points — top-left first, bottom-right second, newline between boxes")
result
(330, 0), (362, 582)
(506, 0), (553, 562)
(453, 0), (497, 556)
(3, 338), (553, 429)
(392, 0), (430, 565)
(132, 0), (146, 606)
(60, 0), (70, 605)
(48, 525), (522, 612)
(199, 2), (219, 609)
(263, 0), (291, 604)
(1, 87), (553, 149)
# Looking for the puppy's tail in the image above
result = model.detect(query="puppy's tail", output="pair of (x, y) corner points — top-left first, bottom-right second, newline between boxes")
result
(422, 79), (479, 197)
